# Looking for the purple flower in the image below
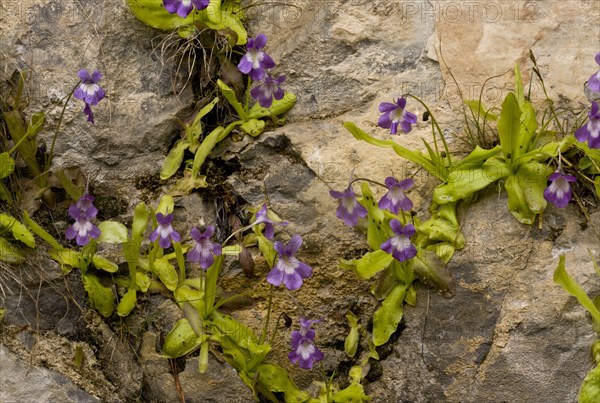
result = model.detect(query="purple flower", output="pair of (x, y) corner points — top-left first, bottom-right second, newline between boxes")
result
(298, 317), (322, 335)
(237, 34), (276, 81)
(381, 220), (417, 263)
(378, 177), (414, 214)
(575, 101), (600, 149)
(378, 97), (417, 135)
(187, 226), (222, 270)
(250, 74), (286, 108)
(74, 69), (105, 124)
(66, 195), (101, 246)
(587, 52), (600, 93)
(163, 0), (210, 18)
(74, 70), (105, 105)
(68, 194), (98, 220)
(149, 213), (181, 249)
(254, 204), (287, 240)
(288, 317), (324, 370)
(329, 187), (367, 227)
(266, 235), (312, 291)
(543, 171), (577, 209)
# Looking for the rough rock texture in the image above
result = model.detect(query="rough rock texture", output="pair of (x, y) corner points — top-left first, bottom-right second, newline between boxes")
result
(1, 0), (599, 402)
(0, 345), (101, 403)
(140, 331), (254, 402)
(0, 0), (190, 199)
(367, 197), (600, 402)
(432, 0), (600, 106)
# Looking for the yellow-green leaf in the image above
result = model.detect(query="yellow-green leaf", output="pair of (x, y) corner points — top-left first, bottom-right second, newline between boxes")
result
(239, 119), (265, 137)
(344, 312), (360, 358)
(82, 273), (114, 317)
(454, 145), (502, 170)
(579, 364), (600, 403)
(0, 237), (25, 264)
(554, 255), (600, 326)
(117, 288), (137, 317)
(97, 221), (128, 244)
(254, 364), (310, 403)
(92, 255), (119, 273)
(168, 169), (208, 196)
(202, 2), (247, 45)
(217, 80), (247, 120)
(160, 139), (190, 180)
(23, 211), (61, 250)
(186, 97), (219, 144)
(248, 92), (298, 119)
(154, 257), (179, 291)
(256, 233), (276, 268)
(340, 250), (393, 280)
(497, 92), (521, 166)
(132, 202), (149, 242)
(515, 100), (537, 158)
(48, 248), (84, 274)
(174, 283), (204, 313)
(360, 182), (388, 251)
(163, 318), (204, 358)
(157, 195), (175, 215)
(222, 244), (242, 255)
(373, 284), (407, 346)
(433, 158), (510, 204)
(505, 174), (535, 225)
(136, 271), (151, 292)
(516, 161), (551, 214)
(127, 0), (195, 30)
(0, 152), (15, 179)
(464, 100), (498, 122)
(0, 214), (35, 248)
(191, 126), (224, 178)
(332, 383), (371, 403)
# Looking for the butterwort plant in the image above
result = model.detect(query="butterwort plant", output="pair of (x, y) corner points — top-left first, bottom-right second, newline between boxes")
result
(46, 69), (107, 175)
(163, 0), (210, 18)
(266, 234), (313, 291)
(378, 96), (418, 135)
(149, 212), (181, 249)
(187, 226), (222, 270)
(66, 194), (101, 246)
(378, 176), (414, 214)
(331, 175), (418, 263)
(157, 33), (296, 195)
(575, 101), (600, 149)
(544, 171), (577, 209)
(237, 34), (289, 109)
(380, 220), (418, 263)
(329, 179), (368, 227)
(288, 317), (324, 370)
(250, 73), (286, 108)
(586, 52), (600, 93)
(237, 33), (275, 81)
(146, 201), (188, 288)
(254, 203), (288, 240)
(73, 69), (105, 124)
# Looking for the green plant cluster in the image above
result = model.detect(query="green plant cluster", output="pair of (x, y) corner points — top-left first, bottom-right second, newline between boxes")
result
(339, 57), (599, 392)
(159, 80), (296, 196)
(554, 255), (600, 403)
(2, 1), (599, 401)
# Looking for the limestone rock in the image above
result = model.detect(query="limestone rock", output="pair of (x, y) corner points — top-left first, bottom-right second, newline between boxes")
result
(0, 345), (100, 403)
(1, 0), (598, 401)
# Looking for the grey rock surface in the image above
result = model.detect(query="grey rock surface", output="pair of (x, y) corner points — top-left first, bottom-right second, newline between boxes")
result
(1, 0), (599, 402)
(0, 344), (101, 403)
(140, 331), (254, 403)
